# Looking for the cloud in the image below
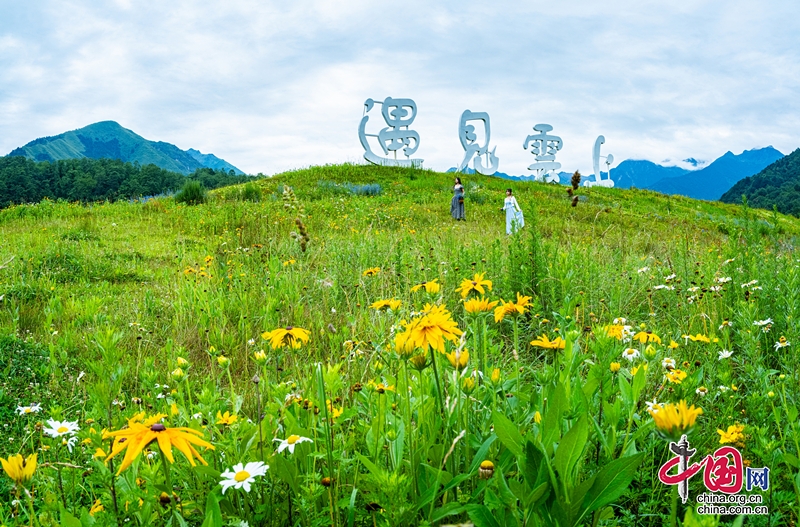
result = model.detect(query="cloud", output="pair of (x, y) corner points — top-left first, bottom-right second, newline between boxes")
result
(0, 0), (798, 175)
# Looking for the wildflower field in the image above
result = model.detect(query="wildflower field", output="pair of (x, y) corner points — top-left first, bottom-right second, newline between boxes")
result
(1, 163), (800, 526)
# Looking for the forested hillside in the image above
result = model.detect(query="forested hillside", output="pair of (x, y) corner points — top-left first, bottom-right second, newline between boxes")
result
(0, 156), (253, 207)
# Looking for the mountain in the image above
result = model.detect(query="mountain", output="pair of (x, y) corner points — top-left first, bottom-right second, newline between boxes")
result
(647, 147), (784, 200)
(6, 121), (244, 175)
(720, 148), (800, 215)
(610, 160), (690, 189)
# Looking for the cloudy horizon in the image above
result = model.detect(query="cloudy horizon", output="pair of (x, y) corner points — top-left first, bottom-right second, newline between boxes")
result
(1, 0), (798, 176)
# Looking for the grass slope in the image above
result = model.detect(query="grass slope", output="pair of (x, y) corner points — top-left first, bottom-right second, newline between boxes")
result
(0, 163), (798, 526)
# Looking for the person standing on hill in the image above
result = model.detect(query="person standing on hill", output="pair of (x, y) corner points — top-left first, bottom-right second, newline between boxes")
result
(451, 177), (466, 221)
(501, 188), (524, 234)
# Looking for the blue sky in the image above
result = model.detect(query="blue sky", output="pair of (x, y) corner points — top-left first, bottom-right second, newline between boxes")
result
(1, 0), (798, 175)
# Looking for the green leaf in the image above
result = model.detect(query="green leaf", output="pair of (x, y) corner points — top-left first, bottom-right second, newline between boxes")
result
(579, 453), (645, 522)
(523, 440), (548, 488)
(783, 452), (800, 469)
(465, 504), (502, 527)
(554, 416), (588, 485)
(356, 453), (385, 477)
(543, 383), (567, 450)
(618, 375), (632, 409)
(492, 411), (524, 460)
(631, 363), (646, 401)
(431, 502), (466, 522)
(347, 488), (358, 527)
(200, 491), (223, 527)
(60, 509), (82, 527)
(468, 434), (497, 474)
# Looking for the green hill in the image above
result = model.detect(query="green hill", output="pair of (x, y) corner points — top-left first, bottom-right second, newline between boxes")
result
(6, 121), (244, 175)
(720, 148), (800, 215)
(0, 163), (797, 526)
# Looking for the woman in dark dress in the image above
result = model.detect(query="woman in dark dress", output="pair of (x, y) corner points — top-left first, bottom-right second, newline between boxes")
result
(451, 177), (465, 221)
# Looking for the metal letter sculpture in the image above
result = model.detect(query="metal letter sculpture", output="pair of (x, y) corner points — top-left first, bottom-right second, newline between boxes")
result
(457, 110), (499, 175)
(523, 124), (562, 183)
(359, 97), (423, 167)
(585, 135), (615, 187)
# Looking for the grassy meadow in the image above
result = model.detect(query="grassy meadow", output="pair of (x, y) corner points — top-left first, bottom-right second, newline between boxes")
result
(1, 163), (800, 526)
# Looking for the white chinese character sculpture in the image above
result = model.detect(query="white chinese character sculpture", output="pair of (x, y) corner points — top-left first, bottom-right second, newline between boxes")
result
(585, 135), (615, 187)
(523, 124), (562, 183)
(457, 110), (499, 175)
(358, 97), (423, 167)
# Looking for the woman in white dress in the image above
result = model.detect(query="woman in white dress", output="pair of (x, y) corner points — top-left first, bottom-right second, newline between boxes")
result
(501, 188), (524, 235)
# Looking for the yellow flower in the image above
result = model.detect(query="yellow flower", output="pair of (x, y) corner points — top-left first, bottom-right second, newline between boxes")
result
(717, 424), (745, 445)
(216, 411), (238, 426)
(610, 362), (621, 373)
(530, 335), (566, 350)
(490, 368), (501, 384)
(455, 273), (493, 298)
(170, 403), (179, 417)
(105, 413), (214, 474)
(688, 334), (711, 343)
(217, 356), (230, 368)
(253, 350), (267, 364)
(283, 259), (296, 266)
(479, 460), (495, 479)
(668, 340), (680, 349)
(261, 326), (311, 350)
(408, 352), (430, 371)
(666, 369), (687, 384)
(370, 298), (402, 311)
(176, 357), (189, 367)
(326, 400), (343, 420)
(648, 400), (703, 440)
(461, 377), (476, 394)
(411, 279), (441, 293)
(634, 331), (662, 345)
(1, 453), (37, 486)
(463, 297), (499, 314)
(93, 448), (107, 459)
(494, 293), (532, 323)
(171, 367), (185, 380)
(630, 364), (649, 375)
(445, 349), (469, 371)
(533, 411), (542, 424)
(406, 304), (462, 353)
(362, 267), (381, 277)
(90, 499), (104, 516)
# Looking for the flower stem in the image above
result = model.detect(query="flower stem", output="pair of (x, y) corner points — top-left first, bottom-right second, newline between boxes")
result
(430, 349), (445, 414)
(158, 447), (173, 511)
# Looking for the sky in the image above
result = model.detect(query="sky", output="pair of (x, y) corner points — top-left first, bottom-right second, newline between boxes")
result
(1, 0), (798, 176)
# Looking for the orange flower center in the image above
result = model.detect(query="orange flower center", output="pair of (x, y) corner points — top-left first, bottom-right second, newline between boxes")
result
(57, 426), (68, 434)
(287, 434), (300, 445)
(234, 470), (250, 482)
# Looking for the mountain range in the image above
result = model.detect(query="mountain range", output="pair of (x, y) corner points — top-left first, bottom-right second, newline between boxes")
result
(6, 121), (243, 175)
(452, 146), (784, 201)
(720, 148), (800, 215)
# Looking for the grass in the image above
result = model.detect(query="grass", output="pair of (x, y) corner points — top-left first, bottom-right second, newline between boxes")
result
(0, 163), (798, 526)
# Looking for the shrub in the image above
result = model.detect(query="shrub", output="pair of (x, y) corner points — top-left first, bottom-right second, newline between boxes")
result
(175, 180), (207, 205)
(240, 182), (262, 202)
(347, 183), (382, 196)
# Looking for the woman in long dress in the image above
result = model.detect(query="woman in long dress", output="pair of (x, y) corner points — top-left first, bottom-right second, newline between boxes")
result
(501, 188), (524, 234)
(451, 177), (465, 221)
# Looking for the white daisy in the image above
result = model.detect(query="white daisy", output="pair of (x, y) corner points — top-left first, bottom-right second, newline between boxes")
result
(696, 386), (708, 397)
(741, 280), (758, 288)
(274, 435), (313, 454)
(613, 317), (627, 325)
(718, 349), (734, 360)
(16, 403), (42, 415)
(775, 337), (790, 350)
(661, 358), (676, 370)
(192, 412), (203, 420)
(622, 348), (640, 362)
(43, 419), (80, 438)
(753, 318), (773, 327)
(219, 462), (269, 494)
(653, 284), (675, 291)
(637, 267), (650, 274)
(718, 385), (729, 392)
(645, 398), (659, 411)
(664, 274), (677, 282)
(62, 435), (79, 453)
(715, 277), (732, 284)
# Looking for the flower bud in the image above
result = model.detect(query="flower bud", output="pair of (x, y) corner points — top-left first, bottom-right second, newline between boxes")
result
(479, 460), (495, 479)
